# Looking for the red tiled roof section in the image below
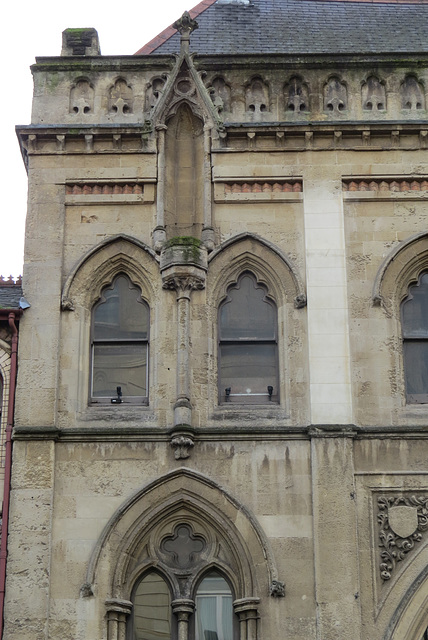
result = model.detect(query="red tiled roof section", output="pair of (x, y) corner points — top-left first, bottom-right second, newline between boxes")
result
(135, 0), (219, 55)
(309, 0), (428, 3)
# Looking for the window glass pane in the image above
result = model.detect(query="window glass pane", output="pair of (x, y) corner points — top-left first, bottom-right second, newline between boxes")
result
(220, 274), (276, 340)
(133, 572), (171, 640)
(195, 572), (233, 640)
(220, 343), (277, 398)
(402, 273), (428, 338)
(92, 344), (147, 397)
(404, 341), (428, 400)
(94, 275), (149, 340)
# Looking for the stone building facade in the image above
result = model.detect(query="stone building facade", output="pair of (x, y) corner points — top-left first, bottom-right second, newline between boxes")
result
(6, 1), (428, 638)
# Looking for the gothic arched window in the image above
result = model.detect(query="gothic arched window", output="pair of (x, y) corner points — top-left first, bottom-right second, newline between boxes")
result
(401, 272), (428, 403)
(218, 272), (278, 404)
(195, 571), (234, 640)
(91, 274), (149, 404)
(129, 571), (173, 640)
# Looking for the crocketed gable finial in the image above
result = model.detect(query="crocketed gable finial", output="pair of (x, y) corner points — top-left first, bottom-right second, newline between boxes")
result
(172, 11), (199, 53)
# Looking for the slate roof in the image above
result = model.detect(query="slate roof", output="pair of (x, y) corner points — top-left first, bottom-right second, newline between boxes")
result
(140, 0), (428, 56)
(0, 284), (23, 310)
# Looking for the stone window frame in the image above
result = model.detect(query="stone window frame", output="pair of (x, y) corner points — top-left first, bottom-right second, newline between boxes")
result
(125, 562), (240, 640)
(60, 235), (159, 412)
(372, 231), (428, 406)
(217, 270), (279, 405)
(89, 273), (150, 406)
(207, 233), (307, 415)
(83, 469), (281, 640)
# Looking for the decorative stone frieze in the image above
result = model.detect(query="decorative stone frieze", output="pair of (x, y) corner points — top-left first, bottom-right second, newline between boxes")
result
(225, 181), (301, 193)
(65, 183), (144, 195)
(343, 179), (428, 192)
(378, 495), (428, 582)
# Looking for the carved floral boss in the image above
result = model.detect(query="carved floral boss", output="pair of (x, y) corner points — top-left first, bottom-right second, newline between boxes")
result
(378, 495), (428, 581)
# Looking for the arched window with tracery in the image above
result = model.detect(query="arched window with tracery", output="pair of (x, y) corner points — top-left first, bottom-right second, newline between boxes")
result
(218, 272), (278, 404)
(91, 274), (149, 404)
(401, 272), (428, 403)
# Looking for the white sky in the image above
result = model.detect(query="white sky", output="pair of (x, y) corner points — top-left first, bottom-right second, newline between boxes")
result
(1, 0), (193, 278)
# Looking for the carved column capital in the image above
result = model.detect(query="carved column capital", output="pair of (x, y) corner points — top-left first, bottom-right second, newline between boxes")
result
(162, 274), (205, 297)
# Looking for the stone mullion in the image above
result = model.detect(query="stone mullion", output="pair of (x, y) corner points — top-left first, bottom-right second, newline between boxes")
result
(172, 599), (195, 640)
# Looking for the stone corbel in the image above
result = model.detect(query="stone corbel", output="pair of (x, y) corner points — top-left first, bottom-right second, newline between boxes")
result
(170, 428), (195, 459)
(270, 580), (285, 597)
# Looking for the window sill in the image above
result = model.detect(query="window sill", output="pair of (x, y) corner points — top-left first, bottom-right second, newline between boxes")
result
(78, 404), (155, 424)
(210, 403), (290, 424)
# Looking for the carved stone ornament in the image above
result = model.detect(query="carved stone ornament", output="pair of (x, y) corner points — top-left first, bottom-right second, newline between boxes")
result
(270, 580), (285, 597)
(160, 524), (206, 569)
(378, 495), (428, 581)
(61, 296), (75, 311)
(170, 434), (195, 459)
(172, 11), (199, 39)
(80, 582), (94, 597)
(162, 274), (205, 293)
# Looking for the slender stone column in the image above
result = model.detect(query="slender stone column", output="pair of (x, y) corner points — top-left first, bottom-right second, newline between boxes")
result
(201, 125), (215, 251)
(234, 597), (260, 640)
(153, 124), (167, 251)
(172, 599), (195, 640)
(176, 285), (191, 405)
(160, 242), (207, 428)
(105, 599), (132, 640)
(165, 276), (204, 426)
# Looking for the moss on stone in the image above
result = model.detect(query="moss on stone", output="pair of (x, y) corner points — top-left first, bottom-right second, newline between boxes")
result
(165, 236), (202, 262)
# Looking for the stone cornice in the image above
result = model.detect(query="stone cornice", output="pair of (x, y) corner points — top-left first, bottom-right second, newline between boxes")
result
(31, 52), (428, 73)
(12, 424), (428, 442)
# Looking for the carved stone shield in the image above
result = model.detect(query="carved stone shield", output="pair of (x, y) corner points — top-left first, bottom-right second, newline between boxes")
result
(389, 505), (418, 538)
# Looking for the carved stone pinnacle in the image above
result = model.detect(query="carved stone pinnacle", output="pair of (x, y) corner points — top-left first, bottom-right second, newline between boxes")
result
(173, 12), (199, 39)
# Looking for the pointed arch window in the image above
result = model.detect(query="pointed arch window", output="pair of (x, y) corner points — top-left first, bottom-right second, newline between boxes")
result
(128, 571), (173, 640)
(195, 572), (234, 640)
(91, 274), (149, 404)
(401, 272), (428, 403)
(218, 272), (278, 404)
